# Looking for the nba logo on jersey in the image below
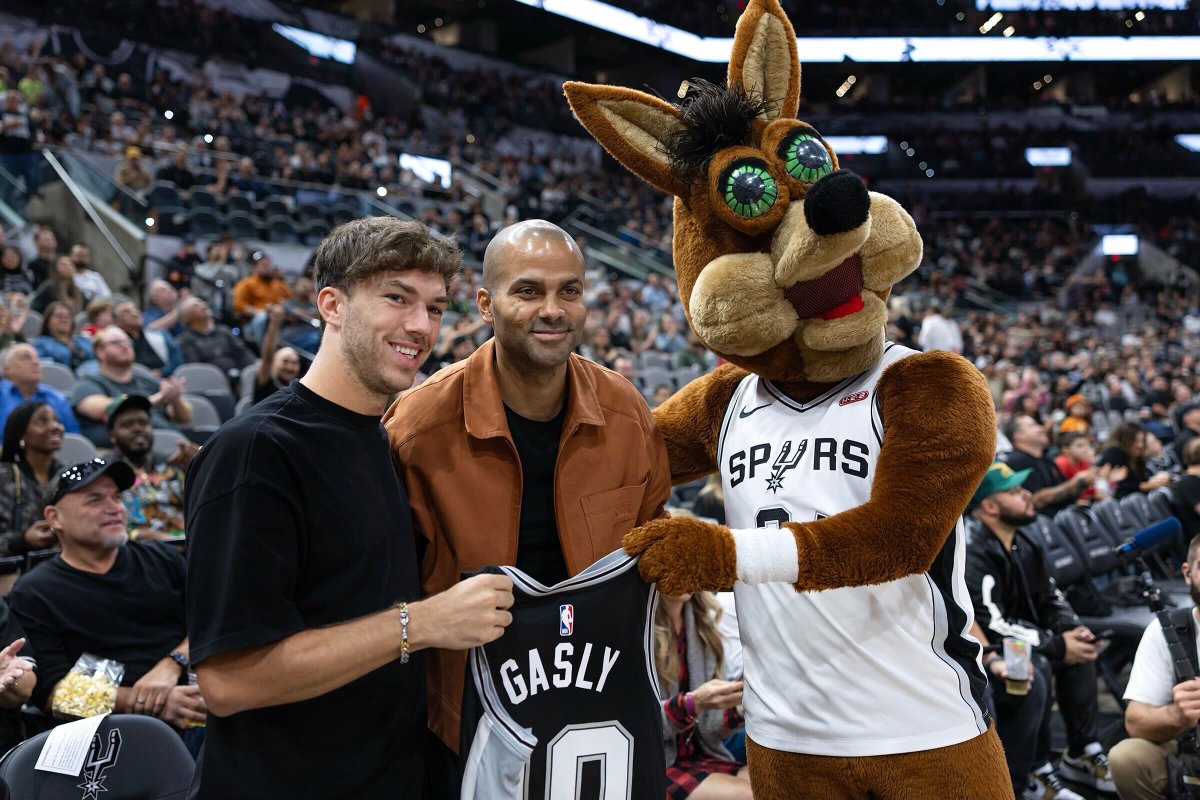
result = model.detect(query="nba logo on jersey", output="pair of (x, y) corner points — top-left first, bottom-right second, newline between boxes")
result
(559, 604), (573, 636)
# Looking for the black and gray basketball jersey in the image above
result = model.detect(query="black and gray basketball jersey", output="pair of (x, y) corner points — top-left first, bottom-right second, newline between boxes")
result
(459, 550), (665, 800)
(718, 342), (990, 756)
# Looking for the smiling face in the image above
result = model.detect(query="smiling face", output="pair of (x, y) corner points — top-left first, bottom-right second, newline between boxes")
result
(47, 474), (129, 552)
(23, 404), (64, 455)
(565, 0), (922, 385)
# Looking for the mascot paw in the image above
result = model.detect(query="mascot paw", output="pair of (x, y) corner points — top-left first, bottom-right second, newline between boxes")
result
(623, 517), (737, 595)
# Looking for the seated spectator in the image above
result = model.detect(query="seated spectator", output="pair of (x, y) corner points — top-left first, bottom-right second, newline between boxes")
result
(69, 244), (112, 301)
(30, 255), (84, 316)
(228, 157), (270, 200)
(0, 600), (35, 754)
(673, 330), (715, 373)
(1172, 439), (1200, 540)
(656, 590), (749, 800)
(252, 307), (301, 404)
(0, 245), (34, 296)
(155, 148), (196, 191)
(33, 300), (94, 371)
(9, 458), (206, 731)
(143, 279), (182, 335)
(280, 276), (321, 353)
(0, 295), (26, 351)
(175, 297), (254, 381)
(104, 395), (192, 540)
(0, 401), (65, 557)
(231, 250), (289, 323)
(640, 272), (672, 311)
(691, 474), (726, 525)
(81, 298), (114, 338)
(114, 145), (152, 192)
(1175, 402), (1200, 464)
(1098, 422), (1172, 499)
(0, 343), (80, 434)
(114, 300), (181, 377)
(642, 313), (688, 355)
(1109, 533), (1200, 800)
(612, 354), (636, 384)
(71, 326), (192, 447)
(966, 462), (1114, 799)
(1003, 414), (1095, 516)
(1054, 432), (1122, 505)
(191, 240), (241, 322)
(163, 235), (199, 294)
(1059, 394), (1093, 436)
(652, 383), (673, 406)
(25, 227), (56, 288)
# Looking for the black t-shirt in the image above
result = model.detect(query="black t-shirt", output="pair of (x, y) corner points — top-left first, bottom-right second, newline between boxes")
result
(185, 381), (424, 799)
(1097, 446), (1142, 499)
(1004, 449), (1073, 516)
(1173, 475), (1200, 539)
(9, 542), (186, 710)
(505, 404), (568, 586)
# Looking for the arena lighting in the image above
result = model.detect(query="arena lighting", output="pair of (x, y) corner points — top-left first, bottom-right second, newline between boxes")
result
(164, 110), (174, 120)
(1025, 147), (1072, 166)
(824, 135), (888, 154)
(271, 23), (356, 65)
(203, 134), (213, 144)
(398, 153), (452, 189)
(377, 186), (387, 197)
(981, 0), (1184, 8)
(1175, 134), (1200, 152)
(980, 12), (1003, 33)
(1101, 234), (1139, 256)
(511, 0), (1200, 62)
(1002, 26), (1016, 36)
(145, 217), (155, 227)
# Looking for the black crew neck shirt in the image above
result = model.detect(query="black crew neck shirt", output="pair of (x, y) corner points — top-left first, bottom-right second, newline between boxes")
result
(185, 381), (424, 799)
(505, 403), (568, 586)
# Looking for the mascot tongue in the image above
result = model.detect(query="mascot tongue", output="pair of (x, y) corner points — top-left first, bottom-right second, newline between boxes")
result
(782, 254), (865, 321)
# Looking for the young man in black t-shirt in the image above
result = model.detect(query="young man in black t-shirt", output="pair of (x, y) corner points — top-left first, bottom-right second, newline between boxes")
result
(1002, 414), (1093, 516)
(10, 458), (203, 728)
(186, 218), (514, 799)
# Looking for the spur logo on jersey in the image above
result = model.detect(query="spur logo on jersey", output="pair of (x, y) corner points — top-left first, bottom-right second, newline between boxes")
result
(729, 437), (871, 487)
(559, 604), (573, 636)
(766, 439), (806, 493)
(839, 390), (870, 406)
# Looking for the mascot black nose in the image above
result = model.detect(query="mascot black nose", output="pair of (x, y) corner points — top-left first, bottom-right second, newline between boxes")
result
(803, 170), (870, 236)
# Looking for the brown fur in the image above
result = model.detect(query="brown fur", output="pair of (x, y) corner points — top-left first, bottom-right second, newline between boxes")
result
(747, 725), (1015, 800)
(625, 516), (737, 595)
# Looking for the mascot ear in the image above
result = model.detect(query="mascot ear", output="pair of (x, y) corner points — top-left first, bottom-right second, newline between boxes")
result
(727, 0), (800, 122)
(564, 82), (688, 198)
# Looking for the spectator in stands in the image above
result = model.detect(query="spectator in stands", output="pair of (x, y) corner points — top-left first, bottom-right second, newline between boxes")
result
(0, 245), (34, 296)
(69, 243), (111, 301)
(673, 330), (715, 373)
(114, 300), (181, 377)
(155, 148), (196, 191)
(9, 458), (206, 729)
(30, 255), (83, 316)
(0, 401), (64, 557)
(104, 395), (190, 541)
(81, 298), (113, 338)
(652, 384), (673, 406)
(232, 250), (289, 324)
(143, 279), (182, 336)
(163, 235), (199, 294)
(613, 354), (636, 384)
(692, 474), (726, 524)
(280, 275), (321, 354)
(1054, 432), (1121, 505)
(33, 301), (93, 371)
(1098, 422), (1172, 499)
(71, 326), (192, 446)
(1172, 439), (1200, 541)
(655, 590), (750, 800)
(1109, 533), (1200, 800)
(918, 303), (964, 353)
(1059, 395), (1093, 436)
(640, 272), (672, 311)
(191, 240), (240, 324)
(1175, 402), (1200, 463)
(0, 90), (40, 208)
(0, 343), (79, 434)
(113, 145), (152, 192)
(643, 313), (688, 356)
(229, 157), (270, 200)
(1003, 414), (1094, 516)
(175, 297), (253, 381)
(0, 295), (27, 351)
(25, 227), (56, 288)
(966, 462), (1114, 799)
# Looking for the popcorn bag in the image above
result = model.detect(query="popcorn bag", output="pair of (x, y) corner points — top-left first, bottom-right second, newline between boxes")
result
(51, 654), (124, 719)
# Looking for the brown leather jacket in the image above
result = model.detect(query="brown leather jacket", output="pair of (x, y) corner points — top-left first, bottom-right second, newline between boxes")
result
(383, 339), (671, 750)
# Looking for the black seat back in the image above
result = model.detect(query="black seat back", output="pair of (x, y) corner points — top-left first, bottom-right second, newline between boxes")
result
(1150, 488), (1177, 523)
(0, 714), (193, 799)
(1120, 492), (1155, 529)
(1091, 498), (1138, 548)
(1023, 515), (1087, 589)
(1056, 506), (1121, 576)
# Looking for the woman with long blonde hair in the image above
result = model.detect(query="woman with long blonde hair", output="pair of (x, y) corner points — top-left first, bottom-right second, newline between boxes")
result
(656, 591), (751, 799)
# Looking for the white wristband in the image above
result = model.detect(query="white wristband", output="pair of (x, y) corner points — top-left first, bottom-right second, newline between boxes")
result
(732, 528), (800, 584)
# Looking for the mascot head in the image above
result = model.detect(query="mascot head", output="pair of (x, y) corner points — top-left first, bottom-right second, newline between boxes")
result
(565, 0), (923, 384)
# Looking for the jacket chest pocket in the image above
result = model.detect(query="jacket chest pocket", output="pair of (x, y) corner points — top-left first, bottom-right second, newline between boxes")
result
(580, 479), (647, 554)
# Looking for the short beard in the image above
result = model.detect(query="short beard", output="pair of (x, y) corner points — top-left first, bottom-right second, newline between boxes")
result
(1190, 579), (1200, 611)
(339, 302), (412, 397)
(998, 508), (1038, 527)
(100, 530), (129, 549)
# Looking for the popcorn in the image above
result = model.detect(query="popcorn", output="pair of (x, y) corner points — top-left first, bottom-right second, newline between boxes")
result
(51, 654), (124, 719)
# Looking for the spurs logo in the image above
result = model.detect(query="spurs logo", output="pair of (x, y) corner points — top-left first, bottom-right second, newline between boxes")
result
(77, 729), (121, 800)
(765, 439), (806, 493)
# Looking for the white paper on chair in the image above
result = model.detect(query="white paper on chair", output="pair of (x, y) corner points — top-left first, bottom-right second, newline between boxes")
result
(34, 713), (108, 775)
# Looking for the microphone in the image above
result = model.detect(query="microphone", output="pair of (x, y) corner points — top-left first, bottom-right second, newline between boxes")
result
(1116, 516), (1183, 560)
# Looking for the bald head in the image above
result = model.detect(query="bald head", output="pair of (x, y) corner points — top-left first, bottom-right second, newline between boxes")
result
(482, 220), (583, 293)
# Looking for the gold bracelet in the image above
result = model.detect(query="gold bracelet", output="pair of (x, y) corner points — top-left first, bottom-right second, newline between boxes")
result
(397, 602), (410, 664)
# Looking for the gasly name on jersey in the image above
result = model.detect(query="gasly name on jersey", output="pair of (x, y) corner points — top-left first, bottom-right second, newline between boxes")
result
(498, 642), (621, 706)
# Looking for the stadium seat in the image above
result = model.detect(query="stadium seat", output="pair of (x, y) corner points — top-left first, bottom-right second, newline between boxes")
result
(239, 362), (260, 398)
(174, 362), (231, 395)
(145, 182), (181, 209)
(266, 216), (301, 244)
(673, 365), (702, 387)
(225, 194), (254, 216)
(152, 428), (189, 461)
(297, 202), (326, 224)
(57, 433), (98, 465)
(302, 221), (330, 246)
(1120, 492), (1155, 529)
(1021, 515), (1087, 591)
(38, 361), (76, 393)
(189, 207), (223, 238)
(1090, 498), (1138, 548)
(330, 205), (358, 225)
(189, 189), (217, 209)
(636, 368), (674, 393)
(184, 394), (222, 432)
(226, 211), (260, 241)
(235, 395), (253, 416)
(0, 714), (194, 798)
(154, 206), (189, 236)
(1055, 507), (1120, 578)
(262, 198), (290, 219)
(636, 351), (671, 371)
(1149, 488), (1175, 522)
(20, 310), (42, 341)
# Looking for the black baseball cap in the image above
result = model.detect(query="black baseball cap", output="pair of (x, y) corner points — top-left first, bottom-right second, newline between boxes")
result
(50, 458), (136, 505)
(105, 394), (152, 430)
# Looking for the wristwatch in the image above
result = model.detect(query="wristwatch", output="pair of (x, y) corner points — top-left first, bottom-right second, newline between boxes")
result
(169, 650), (189, 670)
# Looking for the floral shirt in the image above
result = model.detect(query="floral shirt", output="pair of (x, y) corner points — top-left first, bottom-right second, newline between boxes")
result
(116, 457), (186, 537)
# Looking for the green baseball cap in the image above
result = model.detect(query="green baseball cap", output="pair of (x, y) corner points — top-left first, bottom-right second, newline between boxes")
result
(970, 461), (1032, 507)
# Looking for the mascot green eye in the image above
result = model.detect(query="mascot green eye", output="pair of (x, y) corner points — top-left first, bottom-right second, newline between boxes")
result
(719, 160), (778, 219)
(779, 130), (832, 183)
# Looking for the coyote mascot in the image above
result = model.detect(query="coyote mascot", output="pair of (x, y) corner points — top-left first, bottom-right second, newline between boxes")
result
(564, 1), (1012, 797)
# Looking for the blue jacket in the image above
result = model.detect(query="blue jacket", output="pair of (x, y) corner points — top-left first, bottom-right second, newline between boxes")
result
(0, 380), (81, 434)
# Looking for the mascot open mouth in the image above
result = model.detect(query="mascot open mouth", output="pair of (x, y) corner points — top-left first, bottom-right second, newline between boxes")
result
(782, 253), (864, 321)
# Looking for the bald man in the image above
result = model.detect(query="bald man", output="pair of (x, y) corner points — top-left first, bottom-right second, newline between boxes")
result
(383, 220), (670, 790)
